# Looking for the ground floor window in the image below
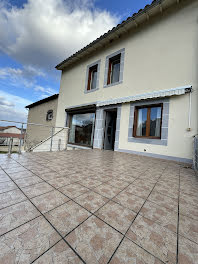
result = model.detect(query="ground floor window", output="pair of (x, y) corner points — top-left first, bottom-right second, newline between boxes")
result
(68, 112), (95, 147)
(133, 104), (162, 138)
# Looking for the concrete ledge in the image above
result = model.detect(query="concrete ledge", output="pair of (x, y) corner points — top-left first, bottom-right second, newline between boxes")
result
(116, 148), (193, 164)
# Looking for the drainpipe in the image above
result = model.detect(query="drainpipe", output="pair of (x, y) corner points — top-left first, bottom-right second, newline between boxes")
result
(185, 87), (193, 131)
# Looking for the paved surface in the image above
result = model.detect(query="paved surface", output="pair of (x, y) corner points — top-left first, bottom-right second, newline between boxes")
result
(0, 150), (197, 264)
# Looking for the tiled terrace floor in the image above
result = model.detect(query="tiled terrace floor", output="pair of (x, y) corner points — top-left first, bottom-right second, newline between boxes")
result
(0, 150), (198, 264)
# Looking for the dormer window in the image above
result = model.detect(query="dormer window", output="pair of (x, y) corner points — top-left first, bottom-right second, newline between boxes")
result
(46, 110), (53, 121)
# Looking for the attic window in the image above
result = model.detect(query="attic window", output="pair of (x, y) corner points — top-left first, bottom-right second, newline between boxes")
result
(46, 110), (53, 121)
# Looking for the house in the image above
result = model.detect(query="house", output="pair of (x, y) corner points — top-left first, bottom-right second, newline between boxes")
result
(25, 94), (59, 149)
(0, 126), (24, 146)
(54, 0), (198, 163)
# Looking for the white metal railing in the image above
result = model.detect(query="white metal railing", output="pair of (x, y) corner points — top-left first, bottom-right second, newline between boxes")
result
(0, 120), (69, 154)
(193, 135), (198, 172)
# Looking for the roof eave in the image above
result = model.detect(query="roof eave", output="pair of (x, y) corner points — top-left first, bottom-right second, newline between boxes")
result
(56, 0), (177, 71)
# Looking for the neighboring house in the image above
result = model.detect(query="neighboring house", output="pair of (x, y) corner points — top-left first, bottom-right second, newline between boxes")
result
(0, 126), (24, 146)
(25, 94), (59, 149)
(54, 0), (198, 163)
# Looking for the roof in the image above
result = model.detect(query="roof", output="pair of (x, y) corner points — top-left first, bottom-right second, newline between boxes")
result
(56, 0), (179, 70)
(0, 133), (24, 139)
(0, 126), (17, 131)
(25, 94), (59, 109)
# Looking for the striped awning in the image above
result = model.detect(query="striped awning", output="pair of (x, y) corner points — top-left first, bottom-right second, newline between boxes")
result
(96, 85), (192, 107)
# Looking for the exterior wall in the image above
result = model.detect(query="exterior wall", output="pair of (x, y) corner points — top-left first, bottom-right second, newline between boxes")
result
(55, 0), (198, 161)
(118, 93), (197, 162)
(1, 127), (21, 146)
(26, 98), (58, 149)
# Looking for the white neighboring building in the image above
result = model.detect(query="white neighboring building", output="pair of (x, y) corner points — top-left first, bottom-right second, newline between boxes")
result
(0, 126), (24, 146)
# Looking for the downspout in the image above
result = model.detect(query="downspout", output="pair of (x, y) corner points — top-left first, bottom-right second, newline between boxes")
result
(185, 87), (193, 131)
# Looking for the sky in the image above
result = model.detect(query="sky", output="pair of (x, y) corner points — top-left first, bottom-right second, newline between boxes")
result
(0, 0), (152, 124)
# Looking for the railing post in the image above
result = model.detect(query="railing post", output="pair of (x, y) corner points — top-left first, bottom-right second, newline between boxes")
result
(18, 123), (23, 154)
(50, 127), (54, 151)
(58, 139), (61, 151)
(8, 138), (13, 155)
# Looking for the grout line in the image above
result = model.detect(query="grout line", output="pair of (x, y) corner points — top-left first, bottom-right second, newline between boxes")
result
(107, 166), (168, 264)
(176, 168), (181, 264)
(3, 153), (182, 264)
(1, 162), (87, 264)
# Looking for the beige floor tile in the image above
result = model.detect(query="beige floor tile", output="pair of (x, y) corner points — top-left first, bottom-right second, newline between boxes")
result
(105, 179), (130, 190)
(31, 190), (70, 213)
(124, 184), (151, 199)
(0, 172), (11, 183)
(59, 183), (89, 199)
(180, 202), (198, 221)
(0, 189), (27, 210)
(0, 200), (40, 236)
(126, 215), (177, 264)
(48, 177), (74, 188)
(0, 216), (61, 264)
(14, 175), (43, 188)
(66, 215), (123, 264)
(22, 182), (54, 198)
(148, 190), (178, 212)
(153, 183), (179, 199)
(180, 192), (198, 208)
(95, 201), (136, 234)
(178, 236), (198, 264)
(79, 178), (103, 189)
(179, 214), (198, 244)
(113, 190), (145, 213)
(45, 201), (91, 236)
(139, 201), (178, 233)
(109, 237), (163, 264)
(8, 170), (35, 180)
(34, 240), (83, 263)
(0, 181), (18, 194)
(74, 191), (109, 213)
(93, 183), (121, 199)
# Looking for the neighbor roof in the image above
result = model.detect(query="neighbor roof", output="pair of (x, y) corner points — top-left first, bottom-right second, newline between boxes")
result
(25, 94), (59, 109)
(56, 0), (179, 70)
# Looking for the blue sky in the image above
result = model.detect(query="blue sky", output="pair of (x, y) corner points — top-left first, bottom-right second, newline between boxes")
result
(0, 0), (152, 123)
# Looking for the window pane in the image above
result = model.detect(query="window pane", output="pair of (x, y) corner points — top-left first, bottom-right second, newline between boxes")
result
(136, 108), (147, 136)
(69, 113), (95, 146)
(150, 107), (162, 137)
(111, 60), (120, 83)
(91, 70), (97, 90)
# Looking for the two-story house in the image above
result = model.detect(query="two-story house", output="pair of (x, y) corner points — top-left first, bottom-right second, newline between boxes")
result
(55, 0), (198, 163)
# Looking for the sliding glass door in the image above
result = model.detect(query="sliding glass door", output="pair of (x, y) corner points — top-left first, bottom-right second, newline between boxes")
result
(68, 112), (95, 147)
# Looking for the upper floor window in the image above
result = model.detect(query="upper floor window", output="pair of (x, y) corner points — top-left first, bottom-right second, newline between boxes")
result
(107, 54), (121, 85)
(87, 65), (98, 91)
(46, 110), (53, 121)
(104, 48), (125, 88)
(133, 104), (162, 138)
(85, 60), (101, 93)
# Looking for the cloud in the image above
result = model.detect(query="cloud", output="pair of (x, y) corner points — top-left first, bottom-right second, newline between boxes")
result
(34, 85), (57, 98)
(0, 90), (32, 124)
(0, 65), (45, 89)
(0, 0), (119, 72)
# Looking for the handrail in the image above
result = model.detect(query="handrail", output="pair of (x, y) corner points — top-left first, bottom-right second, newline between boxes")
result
(0, 119), (69, 129)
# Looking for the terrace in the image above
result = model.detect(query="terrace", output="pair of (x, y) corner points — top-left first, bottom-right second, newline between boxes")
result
(0, 150), (197, 263)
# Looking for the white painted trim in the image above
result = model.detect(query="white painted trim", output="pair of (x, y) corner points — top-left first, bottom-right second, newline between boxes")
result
(96, 85), (192, 107)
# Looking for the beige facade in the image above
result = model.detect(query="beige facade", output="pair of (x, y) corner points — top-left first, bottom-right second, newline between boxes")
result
(55, 0), (198, 162)
(26, 95), (58, 149)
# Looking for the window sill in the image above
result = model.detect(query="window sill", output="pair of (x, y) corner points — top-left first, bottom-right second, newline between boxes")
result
(128, 137), (167, 146)
(84, 87), (99, 94)
(104, 80), (123, 88)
